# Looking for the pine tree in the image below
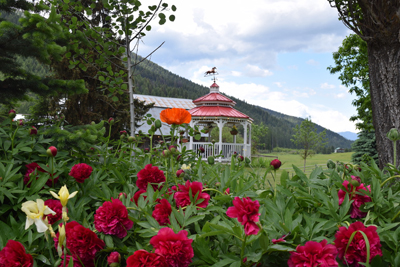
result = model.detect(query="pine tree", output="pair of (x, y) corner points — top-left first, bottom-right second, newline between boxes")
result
(351, 130), (378, 165)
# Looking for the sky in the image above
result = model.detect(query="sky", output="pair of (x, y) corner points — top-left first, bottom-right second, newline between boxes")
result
(137, 0), (358, 133)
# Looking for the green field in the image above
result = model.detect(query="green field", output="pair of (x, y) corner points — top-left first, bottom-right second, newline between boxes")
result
(249, 152), (353, 187)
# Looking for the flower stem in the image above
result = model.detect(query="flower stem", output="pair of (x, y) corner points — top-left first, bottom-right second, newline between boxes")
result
(240, 235), (248, 263)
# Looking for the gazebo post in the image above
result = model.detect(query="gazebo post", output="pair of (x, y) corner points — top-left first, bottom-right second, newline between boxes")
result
(243, 122), (248, 157)
(248, 123), (252, 158)
(189, 121), (194, 151)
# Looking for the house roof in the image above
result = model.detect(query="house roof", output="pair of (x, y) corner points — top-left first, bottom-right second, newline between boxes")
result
(189, 106), (251, 119)
(193, 92), (236, 104)
(134, 94), (196, 110)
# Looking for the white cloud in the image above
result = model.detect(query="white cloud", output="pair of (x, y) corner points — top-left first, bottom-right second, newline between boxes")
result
(245, 64), (273, 77)
(307, 59), (320, 66)
(292, 91), (309, 98)
(334, 93), (346, 98)
(231, 71), (242, 77)
(309, 89), (317, 95)
(320, 82), (335, 89)
(274, 82), (285, 88)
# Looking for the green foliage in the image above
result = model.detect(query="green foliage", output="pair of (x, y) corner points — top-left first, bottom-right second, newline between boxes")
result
(291, 118), (328, 170)
(327, 34), (371, 131)
(252, 123), (268, 153)
(352, 129), (378, 165)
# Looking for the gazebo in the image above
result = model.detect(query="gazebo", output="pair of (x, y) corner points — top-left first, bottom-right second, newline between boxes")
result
(186, 81), (253, 162)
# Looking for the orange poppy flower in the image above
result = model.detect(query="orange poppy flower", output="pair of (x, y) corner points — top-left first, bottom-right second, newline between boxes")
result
(160, 108), (192, 125)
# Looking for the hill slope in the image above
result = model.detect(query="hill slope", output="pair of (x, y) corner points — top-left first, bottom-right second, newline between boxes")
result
(132, 56), (353, 150)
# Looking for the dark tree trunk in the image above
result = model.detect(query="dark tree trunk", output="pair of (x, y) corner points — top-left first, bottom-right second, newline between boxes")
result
(368, 41), (400, 168)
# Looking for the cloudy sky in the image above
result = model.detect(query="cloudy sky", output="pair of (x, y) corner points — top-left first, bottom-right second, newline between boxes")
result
(138, 0), (357, 133)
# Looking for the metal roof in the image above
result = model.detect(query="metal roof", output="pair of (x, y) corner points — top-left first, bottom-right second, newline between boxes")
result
(193, 93), (235, 104)
(189, 106), (251, 119)
(134, 94), (196, 110)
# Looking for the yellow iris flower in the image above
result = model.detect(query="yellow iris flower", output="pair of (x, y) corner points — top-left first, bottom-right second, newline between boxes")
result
(50, 185), (78, 207)
(21, 199), (56, 233)
(181, 164), (191, 170)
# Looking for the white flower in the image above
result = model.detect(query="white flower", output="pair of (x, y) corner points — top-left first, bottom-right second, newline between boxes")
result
(181, 164), (191, 170)
(21, 199), (56, 233)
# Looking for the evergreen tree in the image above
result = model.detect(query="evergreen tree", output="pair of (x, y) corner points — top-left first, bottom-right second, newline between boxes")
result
(0, 1), (86, 105)
(351, 130), (378, 165)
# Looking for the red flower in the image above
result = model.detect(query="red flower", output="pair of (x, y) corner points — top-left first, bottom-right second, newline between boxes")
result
(29, 126), (38, 135)
(107, 252), (121, 266)
(176, 169), (185, 178)
(288, 239), (338, 267)
(126, 250), (167, 267)
(224, 188), (230, 195)
(54, 221), (105, 267)
(338, 180), (371, 218)
(174, 181), (210, 208)
(23, 162), (58, 187)
(131, 189), (147, 205)
(160, 108), (192, 125)
(270, 159), (282, 170)
(149, 228), (194, 267)
(47, 146), (57, 157)
(152, 199), (172, 226)
(136, 164), (166, 191)
(334, 221), (382, 267)
(43, 199), (62, 225)
(69, 163), (93, 183)
(94, 198), (134, 238)
(226, 197), (260, 235)
(0, 240), (33, 267)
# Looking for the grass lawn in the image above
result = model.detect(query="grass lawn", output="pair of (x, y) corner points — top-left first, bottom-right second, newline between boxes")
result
(248, 152), (353, 188)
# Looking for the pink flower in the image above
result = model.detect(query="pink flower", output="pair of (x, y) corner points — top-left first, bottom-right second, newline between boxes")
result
(0, 240), (33, 267)
(94, 198), (134, 238)
(54, 221), (104, 267)
(288, 239), (338, 267)
(136, 164), (166, 191)
(126, 250), (167, 267)
(338, 180), (371, 218)
(224, 188), (230, 195)
(174, 181), (210, 208)
(23, 162), (58, 187)
(149, 228), (194, 267)
(226, 197), (260, 235)
(107, 252), (121, 266)
(334, 221), (382, 267)
(43, 199), (62, 224)
(270, 159), (282, 170)
(47, 146), (57, 157)
(152, 199), (172, 226)
(69, 163), (93, 183)
(131, 189), (147, 205)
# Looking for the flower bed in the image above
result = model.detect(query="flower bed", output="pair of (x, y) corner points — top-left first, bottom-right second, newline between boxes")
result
(0, 110), (400, 266)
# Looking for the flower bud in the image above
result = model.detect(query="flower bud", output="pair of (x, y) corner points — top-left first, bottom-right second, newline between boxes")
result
(270, 159), (281, 170)
(327, 159), (336, 169)
(120, 134), (126, 140)
(17, 119), (23, 126)
(128, 136), (135, 142)
(91, 121), (96, 125)
(144, 148), (149, 153)
(155, 119), (162, 129)
(211, 139), (216, 144)
(224, 188), (230, 195)
(8, 109), (16, 119)
(118, 192), (127, 200)
(47, 146), (57, 157)
(108, 117), (114, 124)
(107, 252), (121, 267)
(238, 155), (244, 161)
(245, 157), (250, 164)
(176, 154), (182, 161)
(120, 130), (127, 135)
(176, 169), (185, 178)
(162, 149), (170, 157)
(207, 156), (215, 165)
(215, 182), (221, 186)
(350, 179), (360, 187)
(387, 128), (400, 141)
(169, 145), (177, 153)
(199, 146), (205, 153)
(29, 126), (38, 135)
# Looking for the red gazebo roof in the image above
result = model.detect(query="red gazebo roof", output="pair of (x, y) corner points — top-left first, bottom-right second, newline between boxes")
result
(193, 93), (236, 104)
(189, 106), (250, 119)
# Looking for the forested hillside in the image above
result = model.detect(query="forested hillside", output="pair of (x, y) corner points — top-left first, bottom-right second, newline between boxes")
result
(132, 56), (353, 150)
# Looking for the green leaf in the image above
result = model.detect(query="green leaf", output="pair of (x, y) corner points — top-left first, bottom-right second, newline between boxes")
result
(146, 25), (152, 31)
(169, 15), (175, 22)
(36, 255), (51, 265)
(99, 76), (105, 81)
(112, 96), (119, 102)
(172, 5), (177, 11)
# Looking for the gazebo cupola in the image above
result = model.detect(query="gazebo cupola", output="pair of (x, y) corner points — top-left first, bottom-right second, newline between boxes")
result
(186, 68), (253, 162)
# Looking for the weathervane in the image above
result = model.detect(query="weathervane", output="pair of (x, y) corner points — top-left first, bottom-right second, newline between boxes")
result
(204, 67), (219, 83)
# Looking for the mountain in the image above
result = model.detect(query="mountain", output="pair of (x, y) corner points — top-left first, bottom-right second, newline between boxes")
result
(338, 131), (358, 141)
(132, 55), (353, 150)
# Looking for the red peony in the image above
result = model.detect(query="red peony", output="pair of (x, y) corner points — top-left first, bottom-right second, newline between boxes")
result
(131, 189), (147, 205)
(149, 228), (194, 267)
(107, 252), (121, 266)
(29, 126), (38, 135)
(334, 221), (382, 267)
(288, 239), (338, 267)
(136, 164), (166, 191)
(226, 197), (260, 235)
(23, 162), (58, 187)
(94, 198), (133, 238)
(174, 181), (210, 208)
(43, 199), (62, 224)
(176, 169), (184, 178)
(69, 163), (93, 183)
(126, 250), (168, 267)
(54, 221), (104, 267)
(270, 159), (282, 170)
(152, 199), (172, 226)
(47, 146), (57, 157)
(338, 180), (371, 218)
(0, 240), (33, 267)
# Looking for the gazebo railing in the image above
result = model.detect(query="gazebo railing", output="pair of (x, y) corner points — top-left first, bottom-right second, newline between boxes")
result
(191, 142), (247, 161)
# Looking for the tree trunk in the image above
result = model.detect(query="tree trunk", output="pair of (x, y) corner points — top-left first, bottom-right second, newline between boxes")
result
(368, 41), (400, 168)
